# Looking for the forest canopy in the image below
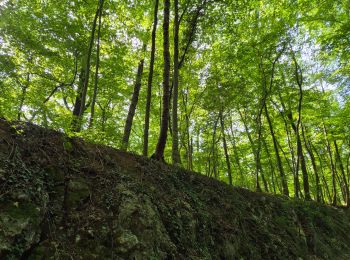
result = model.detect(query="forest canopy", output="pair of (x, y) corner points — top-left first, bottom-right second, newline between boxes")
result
(0, 0), (349, 205)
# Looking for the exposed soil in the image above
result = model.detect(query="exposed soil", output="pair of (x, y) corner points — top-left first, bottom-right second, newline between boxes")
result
(0, 118), (350, 259)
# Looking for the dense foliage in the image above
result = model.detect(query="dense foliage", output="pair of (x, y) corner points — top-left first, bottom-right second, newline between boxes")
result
(1, 0), (349, 205)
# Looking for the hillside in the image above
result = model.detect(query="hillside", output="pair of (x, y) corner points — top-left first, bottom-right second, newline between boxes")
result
(0, 118), (350, 259)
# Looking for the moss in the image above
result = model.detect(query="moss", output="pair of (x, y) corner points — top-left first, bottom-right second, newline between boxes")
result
(66, 179), (90, 209)
(0, 201), (40, 230)
(0, 201), (42, 258)
(115, 230), (139, 254)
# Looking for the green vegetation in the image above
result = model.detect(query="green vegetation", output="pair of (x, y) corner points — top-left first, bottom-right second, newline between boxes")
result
(0, 120), (350, 258)
(0, 1), (349, 205)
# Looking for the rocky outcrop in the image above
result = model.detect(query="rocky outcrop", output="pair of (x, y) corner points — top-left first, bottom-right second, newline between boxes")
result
(1, 119), (350, 259)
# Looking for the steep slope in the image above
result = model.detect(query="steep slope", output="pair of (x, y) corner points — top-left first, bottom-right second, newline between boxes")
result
(0, 118), (350, 259)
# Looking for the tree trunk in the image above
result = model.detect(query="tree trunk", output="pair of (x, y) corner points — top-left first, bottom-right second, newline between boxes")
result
(229, 113), (244, 186)
(239, 109), (261, 191)
(143, 0), (159, 156)
(275, 91), (299, 198)
(71, 0), (102, 132)
(180, 86), (193, 169)
(291, 53), (311, 200)
(18, 71), (30, 120)
(263, 139), (278, 194)
(264, 103), (289, 196)
(261, 173), (269, 193)
(255, 115), (263, 192)
(219, 110), (233, 186)
(122, 54), (145, 151)
(152, 0), (171, 161)
(334, 140), (349, 206)
(302, 124), (322, 203)
(172, 0), (181, 165)
(72, 66), (85, 130)
(211, 116), (220, 179)
(312, 144), (326, 203)
(89, 1), (103, 128)
(323, 123), (337, 205)
(288, 112), (310, 200)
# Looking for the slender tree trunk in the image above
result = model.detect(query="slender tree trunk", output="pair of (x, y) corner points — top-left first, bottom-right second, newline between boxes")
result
(261, 173), (269, 193)
(219, 110), (233, 186)
(71, 0), (102, 132)
(323, 123), (337, 205)
(322, 175), (332, 203)
(312, 144), (326, 203)
(264, 103), (289, 196)
(275, 91), (299, 197)
(97, 102), (107, 132)
(143, 0), (159, 156)
(211, 116), (219, 179)
(152, 0), (171, 161)
(289, 115), (310, 200)
(255, 116), (263, 192)
(239, 109), (261, 191)
(263, 139), (277, 193)
(72, 66), (85, 129)
(263, 139), (278, 194)
(302, 124), (322, 202)
(89, 2), (103, 128)
(172, 0), (181, 165)
(189, 136), (193, 170)
(196, 128), (202, 173)
(254, 46), (284, 193)
(181, 88), (192, 169)
(229, 113), (244, 186)
(291, 53), (311, 200)
(122, 53), (145, 151)
(334, 140), (349, 206)
(18, 71), (30, 120)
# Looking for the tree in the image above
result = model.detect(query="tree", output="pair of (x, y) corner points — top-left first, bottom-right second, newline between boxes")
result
(89, 1), (104, 128)
(171, 0), (181, 165)
(143, 0), (159, 157)
(1, 0), (349, 206)
(152, 0), (171, 161)
(71, 0), (104, 132)
(122, 48), (145, 151)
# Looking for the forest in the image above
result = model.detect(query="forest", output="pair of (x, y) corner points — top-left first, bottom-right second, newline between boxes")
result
(0, 0), (349, 206)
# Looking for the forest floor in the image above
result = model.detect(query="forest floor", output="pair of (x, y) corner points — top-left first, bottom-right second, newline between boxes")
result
(1, 118), (350, 259)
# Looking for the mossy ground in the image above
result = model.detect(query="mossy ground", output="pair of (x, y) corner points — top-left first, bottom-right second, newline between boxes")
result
(0, 119), (350, 259)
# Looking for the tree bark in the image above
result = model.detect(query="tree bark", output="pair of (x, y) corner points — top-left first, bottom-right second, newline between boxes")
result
(18, 71), (30, 120)
(229, 113), (244, 186)
(264, 103), (289, 196)
(172, 0), (181, 165)
(71, 0), (102, 132)
(122, 52), (145, 151)
(263, 139), (277, 193)
(288, 112), (310, 200)
(239, 109), (262, 191)
(334, 140), (349, 206)
(302, 124), (322, 202)
(323, 122), (337, 205)
(274, 91), (299, 198)
(181, 88), (192, 170)
(89, 1), (103, 128)
(291, 53), (311, 200)
(152, 0), (171, 161)
(212, 118), (219, 179)
(143, 0), (159, 157)
(219, 110), (233, 186)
